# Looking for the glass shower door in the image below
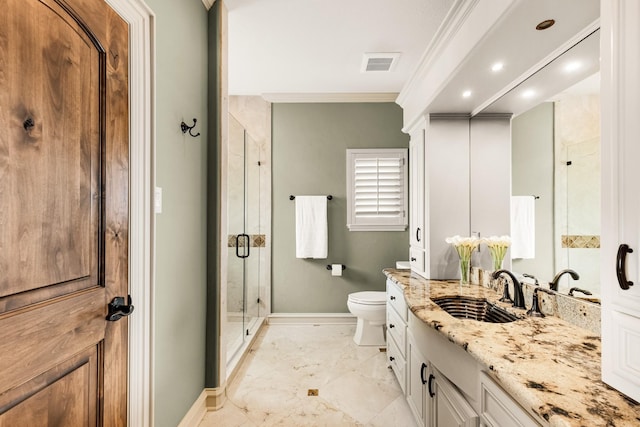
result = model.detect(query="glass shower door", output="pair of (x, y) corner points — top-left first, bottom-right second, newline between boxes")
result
(226, 115), (262, 363)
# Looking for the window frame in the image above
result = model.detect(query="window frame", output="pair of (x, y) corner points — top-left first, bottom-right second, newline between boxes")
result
(346, 148), (408, 232)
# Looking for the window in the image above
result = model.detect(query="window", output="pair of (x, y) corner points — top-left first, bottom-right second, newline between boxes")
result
(346, 148), (408, 231)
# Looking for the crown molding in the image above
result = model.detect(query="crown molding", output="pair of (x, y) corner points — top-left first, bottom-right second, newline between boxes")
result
(261, 92), (399, 103)
(396, 0), (478, 107)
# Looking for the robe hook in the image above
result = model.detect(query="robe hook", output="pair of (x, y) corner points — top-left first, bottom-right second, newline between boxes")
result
(180, 118), (200, 137)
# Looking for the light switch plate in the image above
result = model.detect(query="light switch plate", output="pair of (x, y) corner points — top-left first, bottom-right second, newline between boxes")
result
(154, 187), (163, 213)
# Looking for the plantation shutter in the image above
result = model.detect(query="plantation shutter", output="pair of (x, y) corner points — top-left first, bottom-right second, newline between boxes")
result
(347, 149), (408, 231)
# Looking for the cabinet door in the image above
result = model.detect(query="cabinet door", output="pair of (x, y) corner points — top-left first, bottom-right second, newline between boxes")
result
(406, 332), (427, 426)
(409, 126), (426, 251)
(430, 367), (478, 427)
(601, 0), (640, 401)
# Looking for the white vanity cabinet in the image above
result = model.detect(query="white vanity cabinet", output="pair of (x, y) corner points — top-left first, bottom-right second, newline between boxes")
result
(386, 279), (408, 393)
(479, 372), (539, 427)
(600, 0), (640, 402)
(409, 119), (427, 277)
(407, 311), (479, 427)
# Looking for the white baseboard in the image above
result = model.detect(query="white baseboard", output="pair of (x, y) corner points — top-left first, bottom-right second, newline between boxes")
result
(177, 388), (225, 427)
(268, 313), (357, 325)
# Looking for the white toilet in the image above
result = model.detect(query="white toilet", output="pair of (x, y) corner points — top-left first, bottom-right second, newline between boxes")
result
(347, 291), (387, 346)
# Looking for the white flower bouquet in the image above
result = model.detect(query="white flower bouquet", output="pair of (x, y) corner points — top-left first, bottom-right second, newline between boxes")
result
(482, 235), (511, 271)
(445, 235), (480, 284)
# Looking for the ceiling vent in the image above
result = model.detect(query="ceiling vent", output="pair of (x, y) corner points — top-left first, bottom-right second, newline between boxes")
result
(361, 52), (401, 73)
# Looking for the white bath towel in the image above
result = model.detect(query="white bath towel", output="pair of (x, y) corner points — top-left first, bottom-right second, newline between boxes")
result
(295, 196), (328, 259)
(510, 196), (535, 259)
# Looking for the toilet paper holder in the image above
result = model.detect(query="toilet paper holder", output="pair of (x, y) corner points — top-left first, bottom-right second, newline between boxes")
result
(326, 264), (346, 271)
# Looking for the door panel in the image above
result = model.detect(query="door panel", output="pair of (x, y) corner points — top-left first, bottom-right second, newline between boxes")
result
(0, 346), (99, 426)
(0, 0), (99, 308)
(0, 0), (129, 425)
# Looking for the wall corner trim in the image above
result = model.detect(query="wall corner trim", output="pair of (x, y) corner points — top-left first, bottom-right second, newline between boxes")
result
(177, 388), (226, 427)
(202, 0), (215, 10)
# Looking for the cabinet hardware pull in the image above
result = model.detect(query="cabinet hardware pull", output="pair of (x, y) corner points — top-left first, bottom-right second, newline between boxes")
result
(389, 323), (395, 329)
(390, 295), (396, 300)
(420, 363), (428, 385)
(416, 227), (421, 242)
(411, 257), (417, 261)
(428, 373), (435, 397)
(616, 244), (634, 290)
(389, 356), (395, 362)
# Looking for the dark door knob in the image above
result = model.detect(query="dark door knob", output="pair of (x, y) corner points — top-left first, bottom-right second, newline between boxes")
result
(106, 295), (134, 321)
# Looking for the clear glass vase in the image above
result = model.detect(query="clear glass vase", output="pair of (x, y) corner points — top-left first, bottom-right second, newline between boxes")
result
(459, 257), (471, 286)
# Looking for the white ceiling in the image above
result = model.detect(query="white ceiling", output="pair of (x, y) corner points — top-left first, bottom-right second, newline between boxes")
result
(225, 0), (601, 114)
(225, 0), (455, 96)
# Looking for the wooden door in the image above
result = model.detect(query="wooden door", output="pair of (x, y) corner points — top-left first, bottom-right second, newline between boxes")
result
(0, 0), (130, 425)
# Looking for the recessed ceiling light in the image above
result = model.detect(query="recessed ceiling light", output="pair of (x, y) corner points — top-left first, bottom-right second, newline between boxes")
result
(564, 61), (582, 72)
(462, 90), (472, 98)
(491, 62), (504, 72)
(522, 89), (536, 99)
(536, 19), (555, 30)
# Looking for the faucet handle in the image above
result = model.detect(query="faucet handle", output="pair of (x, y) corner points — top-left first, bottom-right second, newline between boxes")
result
(526, 288), (545, 317)
(497, 276), (513, 304)
(568, 287), (593, 297)
(523, 273), (539, 286)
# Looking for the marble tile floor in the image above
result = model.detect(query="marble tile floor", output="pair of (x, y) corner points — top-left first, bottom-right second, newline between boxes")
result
(199, 323), (417, 427)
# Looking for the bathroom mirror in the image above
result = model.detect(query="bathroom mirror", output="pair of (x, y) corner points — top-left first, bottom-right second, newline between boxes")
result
(474, 29), (601, 299)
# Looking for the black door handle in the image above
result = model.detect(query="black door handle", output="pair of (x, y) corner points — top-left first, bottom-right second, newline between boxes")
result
(236, 233), (250, 259)
(617, 244), (634, 290)
(106, 295), (134, 321)
(416, 227), (421, 242)
(428, 373), (435, 397)
(420, 362), (428, 384)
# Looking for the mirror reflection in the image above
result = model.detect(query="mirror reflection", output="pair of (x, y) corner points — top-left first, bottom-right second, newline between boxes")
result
(483, 30), (601, 301)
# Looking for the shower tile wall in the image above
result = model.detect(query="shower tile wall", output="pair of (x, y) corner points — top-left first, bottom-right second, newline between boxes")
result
(554, 94), (600, 295)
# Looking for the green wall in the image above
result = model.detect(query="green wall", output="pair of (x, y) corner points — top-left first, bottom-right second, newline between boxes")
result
(145, 0), (209, 425)
(272, 103), (409, 313)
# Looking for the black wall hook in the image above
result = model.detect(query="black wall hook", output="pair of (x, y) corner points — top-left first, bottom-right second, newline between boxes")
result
(180, 118), (200, 137)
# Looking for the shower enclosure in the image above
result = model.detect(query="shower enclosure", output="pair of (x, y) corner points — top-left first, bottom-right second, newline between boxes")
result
(225, 114), (266, 365)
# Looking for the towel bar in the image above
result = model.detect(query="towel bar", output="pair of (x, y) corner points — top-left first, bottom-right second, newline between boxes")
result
(290, 195), (333, 200)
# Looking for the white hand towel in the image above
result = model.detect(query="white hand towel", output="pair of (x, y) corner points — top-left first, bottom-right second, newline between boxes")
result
(510, 196), (535, 259)
(295, 196), (328, 259)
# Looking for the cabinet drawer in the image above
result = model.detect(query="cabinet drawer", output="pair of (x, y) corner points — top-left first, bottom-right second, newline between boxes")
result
(386, 279), (407, 322)
(410, 246), (425, 274)
(387, 334), (406, 394)
(387, 305), (406, 357)
(480, 372), (541, 427)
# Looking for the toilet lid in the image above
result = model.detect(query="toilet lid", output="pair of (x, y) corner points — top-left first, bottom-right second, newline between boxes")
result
(348, 291), (387, 305)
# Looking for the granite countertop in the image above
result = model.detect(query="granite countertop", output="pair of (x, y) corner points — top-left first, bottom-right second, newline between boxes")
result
(383, 268), (640, 427)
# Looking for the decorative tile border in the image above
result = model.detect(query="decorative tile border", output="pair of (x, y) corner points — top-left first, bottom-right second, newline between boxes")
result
(227, 234), (266, 248)
(561, 235), (600, 248)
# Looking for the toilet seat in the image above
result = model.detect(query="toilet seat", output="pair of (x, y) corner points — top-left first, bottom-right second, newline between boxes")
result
(348, 291), (386, 305)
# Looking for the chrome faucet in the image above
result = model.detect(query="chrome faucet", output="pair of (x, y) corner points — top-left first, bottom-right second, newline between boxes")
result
(492, 270), (526, 309)
(549, 269), (580, 291)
